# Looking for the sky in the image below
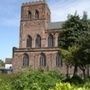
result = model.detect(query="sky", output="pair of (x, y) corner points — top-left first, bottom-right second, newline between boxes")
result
(0, 0), (90, 61)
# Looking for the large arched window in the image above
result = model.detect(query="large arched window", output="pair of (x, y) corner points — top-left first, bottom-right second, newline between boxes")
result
(40, 53), (46, 67)
(28, 11), (32, 19)
(35, 10), (39, 19)
(23, 53), (29, 67)
(48, 34), (54, 47)
(26, 35), (32, 48)
(35, 34), (41, 48)
(56, 53), (62, 67)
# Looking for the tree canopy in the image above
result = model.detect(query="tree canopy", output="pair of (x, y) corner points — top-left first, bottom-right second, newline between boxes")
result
(0, 59), (4, 67)
(59, 12), (90, 77)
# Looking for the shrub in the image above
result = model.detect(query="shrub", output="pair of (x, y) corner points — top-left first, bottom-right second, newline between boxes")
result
(49, 82), (90, 90)
(70, 75), (84, 84)
(0, 70), (90, 90)
(11, 70), (64, 90)
(62, 75), (84, 84)
(0, 78), (11, 90)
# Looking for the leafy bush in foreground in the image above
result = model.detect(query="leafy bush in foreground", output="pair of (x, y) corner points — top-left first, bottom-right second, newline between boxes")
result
(12, 70), (63, 90)
(0, 78), (11, 90)
(63, 75), (84, 85)
(0, 70), (90, 90)
(49, 82), (90, 90)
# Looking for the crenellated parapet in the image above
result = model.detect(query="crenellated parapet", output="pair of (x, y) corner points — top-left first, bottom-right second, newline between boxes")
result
(22, 0), (46, 6)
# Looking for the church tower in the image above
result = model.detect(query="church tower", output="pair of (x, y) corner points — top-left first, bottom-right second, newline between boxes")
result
(20, 0), (51, 48)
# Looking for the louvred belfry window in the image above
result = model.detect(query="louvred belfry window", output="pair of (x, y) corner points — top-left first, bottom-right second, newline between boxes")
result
(27, 35), (32, 48)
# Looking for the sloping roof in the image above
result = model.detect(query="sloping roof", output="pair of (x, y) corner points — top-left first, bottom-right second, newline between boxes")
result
(47, 22), (64, 30)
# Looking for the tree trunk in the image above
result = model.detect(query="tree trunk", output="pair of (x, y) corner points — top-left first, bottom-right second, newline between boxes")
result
(83, 69), (86, 79)
(79, 65), (86, 79)
(87, 65), (89, 77)
(73, 64), (78, 76)
(66, 65), (69, 77)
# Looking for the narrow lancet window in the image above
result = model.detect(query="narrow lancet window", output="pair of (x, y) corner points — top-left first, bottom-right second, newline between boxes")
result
(23, 53), (29, 67)
(40, 53), (46, 67)
(26, 35), (32, 48)
(35, 34), (41, 48)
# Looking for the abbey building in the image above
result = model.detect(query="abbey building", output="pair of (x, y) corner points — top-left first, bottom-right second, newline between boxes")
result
(12, 0), (64, 72)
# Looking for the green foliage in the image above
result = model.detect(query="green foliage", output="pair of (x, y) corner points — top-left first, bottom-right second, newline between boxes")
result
(59, 12), (89, 49)
(0, 78), (11, 90)
(59, 12), (90, 77)
(61, 45), (80, 65)
(70, 75), (84, 84)
(0, 70), (90, 90)
(0, 59), (4, 67)
(49, 82), (90, 90)
(11, 70), (63, 90)
(62, 75), (84, 85)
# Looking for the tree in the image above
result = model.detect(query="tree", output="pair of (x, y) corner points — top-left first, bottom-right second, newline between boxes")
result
(76, 34), (90, 78)
(0, 59), (4, 67)
(59, 12), (90, 77)
(61, 46), (79, 77)
(59, 13), (80, 49)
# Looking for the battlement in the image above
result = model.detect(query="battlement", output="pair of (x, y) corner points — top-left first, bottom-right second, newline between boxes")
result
(22, 0), (46, 6)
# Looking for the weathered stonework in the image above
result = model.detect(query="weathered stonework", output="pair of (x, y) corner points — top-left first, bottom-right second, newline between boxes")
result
(12, 1), (62, 72)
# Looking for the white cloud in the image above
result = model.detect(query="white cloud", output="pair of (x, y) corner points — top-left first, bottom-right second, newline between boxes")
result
(49, 0), (90, 21)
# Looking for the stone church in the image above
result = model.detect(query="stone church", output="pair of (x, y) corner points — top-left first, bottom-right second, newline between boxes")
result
(12, 0), (65, 72)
